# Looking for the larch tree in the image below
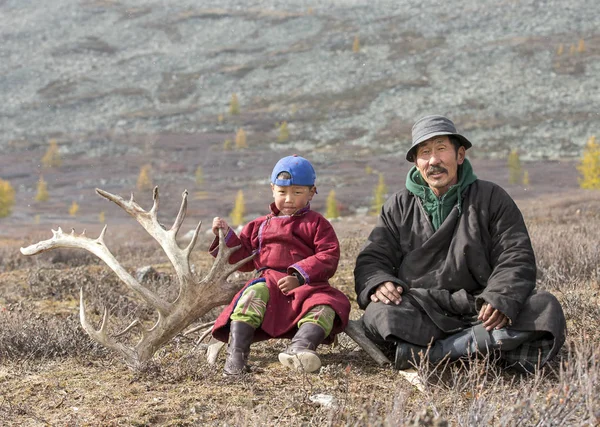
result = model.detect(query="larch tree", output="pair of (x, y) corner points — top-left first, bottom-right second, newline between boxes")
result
(137, 164), (153, 191)
(507, 149), (522, 185)
(352, 35), (361, 53)
(578, 135), (600, 189)
(195, 166), (204, 186)
(277, 122), (289, 143)
(69, 201), (79, 217)
(235, 128), (247, 149)
(41, 139), (62, 168)
(0, 178), (16, 218)
(230, 190), (246, 227)
(35, 176), (49, 202)
(325, 190), (340, 219)
(371, 173), (387, 215)
(229, 93), (240, 115)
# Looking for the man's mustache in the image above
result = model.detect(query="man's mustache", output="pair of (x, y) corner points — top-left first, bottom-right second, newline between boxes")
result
(427, 166), (448, 176)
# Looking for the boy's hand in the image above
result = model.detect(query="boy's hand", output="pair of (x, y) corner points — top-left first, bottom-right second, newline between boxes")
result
(278, 275), (300, 294)
(212, 217), (229, 236)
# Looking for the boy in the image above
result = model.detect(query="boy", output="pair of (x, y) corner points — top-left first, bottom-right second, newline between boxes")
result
(210, 155), (351, 376)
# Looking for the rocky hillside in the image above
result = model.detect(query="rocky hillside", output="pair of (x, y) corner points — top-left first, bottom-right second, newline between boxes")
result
(0, 0), (597, 231)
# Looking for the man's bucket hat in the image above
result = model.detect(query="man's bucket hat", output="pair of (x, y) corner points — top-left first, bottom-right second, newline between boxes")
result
(271, 155), (316, 187)
(406, 115), (472, 161)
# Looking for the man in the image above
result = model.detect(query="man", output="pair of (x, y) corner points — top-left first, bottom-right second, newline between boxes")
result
(354, 115), (566, 372)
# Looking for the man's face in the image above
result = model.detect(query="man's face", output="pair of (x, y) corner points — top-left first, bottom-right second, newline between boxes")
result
(271, 184), (316, 215)
(414, 135), (465, 197)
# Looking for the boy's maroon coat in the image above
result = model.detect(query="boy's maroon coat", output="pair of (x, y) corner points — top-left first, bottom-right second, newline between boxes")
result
(210, 204), (351, 343)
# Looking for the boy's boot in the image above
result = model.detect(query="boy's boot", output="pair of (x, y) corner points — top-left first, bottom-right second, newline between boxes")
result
(223, 321), (255, 376)
(395, 324), (537, 370)
(278, 323), (326, 373)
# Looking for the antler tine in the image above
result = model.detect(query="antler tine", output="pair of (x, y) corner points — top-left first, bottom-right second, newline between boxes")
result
(97, 187), (192, 285)
(184, 220), (202, 258)
(21, 227), (171, 314)
(204, 228), (256, 282)
(150, 186), (159, 216)
(170, 190), (188, 236)
(79, 288), (136, 363)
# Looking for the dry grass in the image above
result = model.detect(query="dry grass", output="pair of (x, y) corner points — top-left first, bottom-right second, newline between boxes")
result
(0, 192), (599, 426)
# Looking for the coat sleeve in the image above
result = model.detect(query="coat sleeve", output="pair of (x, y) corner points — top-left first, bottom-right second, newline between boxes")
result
(208, 222), (257, 273)
(288, 216), (340, 284)
(476, 186), (536, 322)
(354, 194), (408, 309)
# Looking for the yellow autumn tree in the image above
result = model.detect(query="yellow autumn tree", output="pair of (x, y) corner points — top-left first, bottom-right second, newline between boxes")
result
(507, 149), (522, 185)
(99, 211), (105, 224)
(371, 173), (387, 215)
(0, 179), (16, 218)
(365, 165), (373, 175)
(577, 39), (585, 53)
(195, 166), (204, 186)
(41, 139), (62, 168)
(235, 128), (247, 149)
(229, 93), (240, 115)
(278, 121), (289, 143)
(223, 139), (233, 151)
(522, 170), (530, 186)
(137, 164), (152, 191)
(230, 190), (246, 227)
(69, 201), (79, 217)
(556, 43), (564, 56)
(35, 176), (49, 202)
(325, 190), (340, 219)
(577, 135), (600, 189)
(352, 35), (360, 53)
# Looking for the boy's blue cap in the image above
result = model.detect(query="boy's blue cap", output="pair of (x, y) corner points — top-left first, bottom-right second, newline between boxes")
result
(270, 155), (316, 187)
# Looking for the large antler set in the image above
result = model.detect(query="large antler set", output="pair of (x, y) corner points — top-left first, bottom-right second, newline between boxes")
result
(21, 187), (254, 368)
(21, 187), (392, 369)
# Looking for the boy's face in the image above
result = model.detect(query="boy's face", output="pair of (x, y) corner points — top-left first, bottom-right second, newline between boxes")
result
(271, 184), (316, 215)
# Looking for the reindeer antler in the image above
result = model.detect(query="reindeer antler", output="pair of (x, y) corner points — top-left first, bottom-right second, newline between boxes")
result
(21, 187), (255, 368)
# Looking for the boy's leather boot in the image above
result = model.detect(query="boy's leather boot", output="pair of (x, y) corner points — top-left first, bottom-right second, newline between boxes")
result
(278, 323), (326, 373)
(223, 321), (255, 376)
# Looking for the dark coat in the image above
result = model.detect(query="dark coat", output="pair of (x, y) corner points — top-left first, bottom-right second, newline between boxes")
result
(354, 180), (566, 360)
(212, 204), (351, 343)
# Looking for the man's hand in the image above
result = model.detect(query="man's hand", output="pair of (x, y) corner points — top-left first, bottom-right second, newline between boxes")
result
(371, 281), (403, 305)
(212, 217), (229, 236)
(278, 275), (300, 295)
(478, 303), (509, 331)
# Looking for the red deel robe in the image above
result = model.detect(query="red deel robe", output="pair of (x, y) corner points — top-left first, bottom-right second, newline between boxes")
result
(210, 203), (351, 343)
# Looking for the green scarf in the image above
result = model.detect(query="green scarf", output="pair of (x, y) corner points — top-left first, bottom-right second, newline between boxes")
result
(405, 158), (477, 231)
